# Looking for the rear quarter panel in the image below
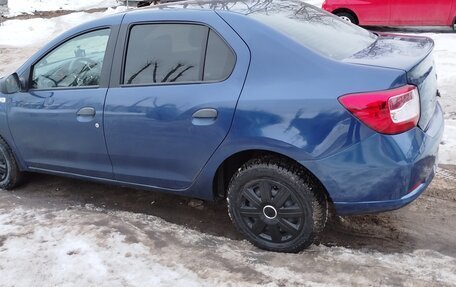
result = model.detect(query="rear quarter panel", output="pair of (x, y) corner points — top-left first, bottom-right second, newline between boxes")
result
(188, 12), (408, 200)
(217, 11), (406, 157)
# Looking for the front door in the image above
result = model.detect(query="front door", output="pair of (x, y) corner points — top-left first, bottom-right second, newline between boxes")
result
(8, 29), (114, 178)
(104, 17), (250, 190)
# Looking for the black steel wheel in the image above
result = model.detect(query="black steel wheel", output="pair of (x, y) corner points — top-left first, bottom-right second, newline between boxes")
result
(227, 157), (327, 253)
(0, 153), (8, 181)
(0, 137), (23, 190)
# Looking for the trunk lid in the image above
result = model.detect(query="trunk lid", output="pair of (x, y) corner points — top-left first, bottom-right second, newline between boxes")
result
(344, 34), (437, 130)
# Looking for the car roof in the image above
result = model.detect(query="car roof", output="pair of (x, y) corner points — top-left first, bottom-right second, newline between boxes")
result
(128, 0), (315, 16)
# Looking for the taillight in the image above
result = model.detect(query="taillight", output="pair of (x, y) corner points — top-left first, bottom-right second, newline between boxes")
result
(339, 85), (420, 135)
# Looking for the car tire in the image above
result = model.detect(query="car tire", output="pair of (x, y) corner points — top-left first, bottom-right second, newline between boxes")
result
(0, 138), (24, 190)
(335, 12), (357, 25)
(227, 157), (327, 253)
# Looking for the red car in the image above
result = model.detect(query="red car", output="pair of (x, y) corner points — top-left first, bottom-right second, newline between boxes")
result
(322, 0), (456, 28)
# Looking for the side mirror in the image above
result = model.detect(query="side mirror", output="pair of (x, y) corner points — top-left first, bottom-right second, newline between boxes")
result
(0, 73), (21, 94)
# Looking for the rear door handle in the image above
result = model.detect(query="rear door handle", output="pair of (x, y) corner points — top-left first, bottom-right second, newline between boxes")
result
(77, 107), (96, 117)
(192, 108), (218, 126)
(192, 108), (218, 119)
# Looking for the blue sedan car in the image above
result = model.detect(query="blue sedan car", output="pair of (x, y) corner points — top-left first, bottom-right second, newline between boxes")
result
(0, 0), (444, 252)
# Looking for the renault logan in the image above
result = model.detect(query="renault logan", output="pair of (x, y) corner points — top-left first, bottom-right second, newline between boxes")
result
(0, 0), (444, 252)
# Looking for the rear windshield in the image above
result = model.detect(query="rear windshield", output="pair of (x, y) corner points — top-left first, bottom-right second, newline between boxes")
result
(245, 1), (377, 60)
(164, 0), (377, 60)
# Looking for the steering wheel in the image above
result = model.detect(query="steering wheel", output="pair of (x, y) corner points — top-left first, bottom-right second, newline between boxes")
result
(69, 57), (97, 73)
(68, 57), (98, 86)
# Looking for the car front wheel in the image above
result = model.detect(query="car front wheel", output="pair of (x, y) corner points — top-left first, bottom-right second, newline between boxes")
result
(227, 157), (327, 253)
(0, 138), (24, 190)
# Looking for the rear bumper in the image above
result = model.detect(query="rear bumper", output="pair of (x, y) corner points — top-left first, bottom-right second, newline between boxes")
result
(302, 103), (444, 216)
(334, 168), (434, 215)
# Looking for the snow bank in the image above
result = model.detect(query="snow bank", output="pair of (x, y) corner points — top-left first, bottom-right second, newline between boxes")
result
(417, 32), (456, 165)
(306, 0), (324, 7)
(0, 208), (209, 287)
(6, 0), (121, 17)
(440, 119), (456, 164)
(0, 7), (126, 47)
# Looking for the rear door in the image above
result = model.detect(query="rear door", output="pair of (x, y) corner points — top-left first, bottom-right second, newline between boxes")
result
(104, 11), (250, 189)
(390, 0), (451, 25)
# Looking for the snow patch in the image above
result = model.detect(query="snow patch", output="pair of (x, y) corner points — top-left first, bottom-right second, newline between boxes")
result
(0, 8), (126, 48)
(440, 119), (456, 165)
(6, 0), (121, 17)
(1, 206), (455, 286)
(306, 0), (324, 7)
(414, 32), (456, 164)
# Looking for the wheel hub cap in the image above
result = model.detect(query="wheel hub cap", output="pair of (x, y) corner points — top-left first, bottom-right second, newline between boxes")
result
(262, 205), (278, 219)
(339, 16), (352, 22)
(239, 179), (305, 244)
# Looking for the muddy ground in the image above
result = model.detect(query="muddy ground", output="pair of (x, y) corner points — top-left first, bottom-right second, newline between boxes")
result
(2, 165), (456, 256)
(0, 165), (455, 286)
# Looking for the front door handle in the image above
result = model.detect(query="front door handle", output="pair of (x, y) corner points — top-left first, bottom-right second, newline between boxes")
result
(77, 107), (96, 123)
(77, 107), (96, 117)
(192, 108), (218, 126)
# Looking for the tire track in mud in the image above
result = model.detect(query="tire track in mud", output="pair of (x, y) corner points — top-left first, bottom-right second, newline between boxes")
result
(436, 166), (456, 182)
(321, 165), (456, 256)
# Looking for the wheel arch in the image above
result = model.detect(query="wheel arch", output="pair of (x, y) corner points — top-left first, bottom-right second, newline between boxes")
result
(212, 149), (333, 205)
(332, 8), (359, 24)
(0, 132), (27, 172)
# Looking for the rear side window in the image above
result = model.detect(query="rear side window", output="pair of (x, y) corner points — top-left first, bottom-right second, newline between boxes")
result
(204, 30), (235, 81)
(124, 24), (235, 85)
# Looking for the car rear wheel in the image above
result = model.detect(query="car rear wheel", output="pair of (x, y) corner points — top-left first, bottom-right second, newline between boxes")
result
(227, 157), (327, 253)
(0, 138), (24, 190)
(335, 12), (357, 25)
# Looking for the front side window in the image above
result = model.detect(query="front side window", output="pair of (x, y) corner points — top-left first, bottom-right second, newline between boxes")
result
(32, 29), (110, 89)
(124, 23), (235, 85)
